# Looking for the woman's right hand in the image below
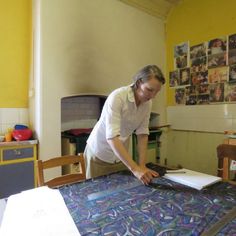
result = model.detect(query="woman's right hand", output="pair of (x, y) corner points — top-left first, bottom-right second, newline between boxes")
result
(132, 166), (159, 185)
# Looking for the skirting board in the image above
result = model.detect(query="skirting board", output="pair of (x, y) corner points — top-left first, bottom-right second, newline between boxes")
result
(167, 104), (236, 133)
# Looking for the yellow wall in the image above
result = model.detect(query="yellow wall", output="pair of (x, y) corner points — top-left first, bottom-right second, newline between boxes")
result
(166, 0), (236, 105)
(0, 0), (31, 108)
(164, 0), (236, 175)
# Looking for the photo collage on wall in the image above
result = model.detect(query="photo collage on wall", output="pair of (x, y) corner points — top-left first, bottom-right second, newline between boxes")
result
(169, 35), (236, 105)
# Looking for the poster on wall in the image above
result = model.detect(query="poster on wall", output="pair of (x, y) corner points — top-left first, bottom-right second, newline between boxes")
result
(174, 42), (189, 69)
(170, 34), (236, 105)
(228, 34), (236, 50)
(208, 67), (228, 83)
(190, 43), (207, 59)
(190, 43), (208, 88)
(179, 68), (190, 85)
(197, 94), (210, 105)
(191, 71), (208, 85)
(209, 83), (224, 103)
(224, 83), (236, 101)
(208, 37), (227, 68)
(169, 70), (179, 87)
(208, 52), (227, 68)
(175, 88), (185, 105)
(185, 85), (197, 105)
(186, 95), (197, 105)
(208, 37), (227, 55)
(228, 50), (236, 65)
(228, 34), (236, 66)
(229, 64), (236, 82)
(198, 84), (209, 95)
(190, 56), (207, 73)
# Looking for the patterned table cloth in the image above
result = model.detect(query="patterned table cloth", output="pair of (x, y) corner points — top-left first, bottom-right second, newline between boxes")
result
(59, 171), (236, 236)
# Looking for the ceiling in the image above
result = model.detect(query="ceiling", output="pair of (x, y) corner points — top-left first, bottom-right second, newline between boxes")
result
(119, 0), (182, 20)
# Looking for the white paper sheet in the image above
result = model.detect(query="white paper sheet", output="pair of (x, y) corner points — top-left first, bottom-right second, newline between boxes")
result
(0, 199), (7, 227)
(0, 186), (81, 236)
(164, 168), (222, 190)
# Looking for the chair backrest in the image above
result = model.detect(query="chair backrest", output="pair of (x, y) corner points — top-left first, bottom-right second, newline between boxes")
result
(36, 153), (86, 188)
(217, 144), (236, 182)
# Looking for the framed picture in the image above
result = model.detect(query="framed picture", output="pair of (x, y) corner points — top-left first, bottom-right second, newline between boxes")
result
(208, 37), (227, 55)
(191, 56), (207, 73)
(179, 68), (190, 85)
(208, 52), (227, 68)
(174, 42), (189, 69)
(190, 43), (207, 59)
(224, 83), (236, 102)
(229, 64), (236, 83)
(209, 83), (224, 102)
(228, 49), (236, 65)
(175, 88), (186, 105)
(174, 42), (189, 58)
(170, 34), (236, 105)
(191, 71), (208, 85)
(208, 67), (228, 83)
(228, 34), (236, 50)
(169, 70), (179, 87)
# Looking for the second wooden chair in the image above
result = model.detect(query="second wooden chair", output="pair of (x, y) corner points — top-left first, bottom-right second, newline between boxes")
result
(36, 153), (86, 188)
(217, 144), (236, 183)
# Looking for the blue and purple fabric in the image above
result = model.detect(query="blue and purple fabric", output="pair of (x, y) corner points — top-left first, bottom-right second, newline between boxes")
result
(59, 171), (236, 236)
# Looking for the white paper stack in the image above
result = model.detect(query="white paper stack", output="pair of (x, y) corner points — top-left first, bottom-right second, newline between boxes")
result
(0, 186), (81, 236)
(164, 168), (222, 190)
(0, 199), (7, 227)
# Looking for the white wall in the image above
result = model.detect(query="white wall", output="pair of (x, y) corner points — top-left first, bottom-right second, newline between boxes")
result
(166, 130), (224, 175)
(32, 0), (166, 178)
(167, 104), (236, 133)
(0, 108), (29, 135)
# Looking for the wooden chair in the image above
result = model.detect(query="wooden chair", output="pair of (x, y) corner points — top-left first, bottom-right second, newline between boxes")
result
(36, 153), (86, 188)
(217, 144), (236, 182)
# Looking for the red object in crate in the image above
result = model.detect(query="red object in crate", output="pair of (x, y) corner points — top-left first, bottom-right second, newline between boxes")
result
(66, 128), (93, 136)
(12, 128), (33, 141)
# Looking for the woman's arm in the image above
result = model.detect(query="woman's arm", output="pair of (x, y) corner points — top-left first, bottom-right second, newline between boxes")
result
(107, 136), (158, 184)
(137, 134), (148, 167)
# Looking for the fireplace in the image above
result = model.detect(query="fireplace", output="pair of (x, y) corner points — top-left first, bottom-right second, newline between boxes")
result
(61, 94), (107, 157)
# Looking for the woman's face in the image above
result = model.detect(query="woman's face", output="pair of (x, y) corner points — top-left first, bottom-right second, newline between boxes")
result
(135, 76), (162, 104)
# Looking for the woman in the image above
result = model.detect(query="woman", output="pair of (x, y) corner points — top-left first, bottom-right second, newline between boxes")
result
(84, 65), (165, 185)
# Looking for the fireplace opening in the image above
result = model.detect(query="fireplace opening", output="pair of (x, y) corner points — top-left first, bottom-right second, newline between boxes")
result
(61, 94), (107, 157)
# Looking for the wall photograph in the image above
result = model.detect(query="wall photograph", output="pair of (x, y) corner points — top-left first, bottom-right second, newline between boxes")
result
(169, 34), (236, 105)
